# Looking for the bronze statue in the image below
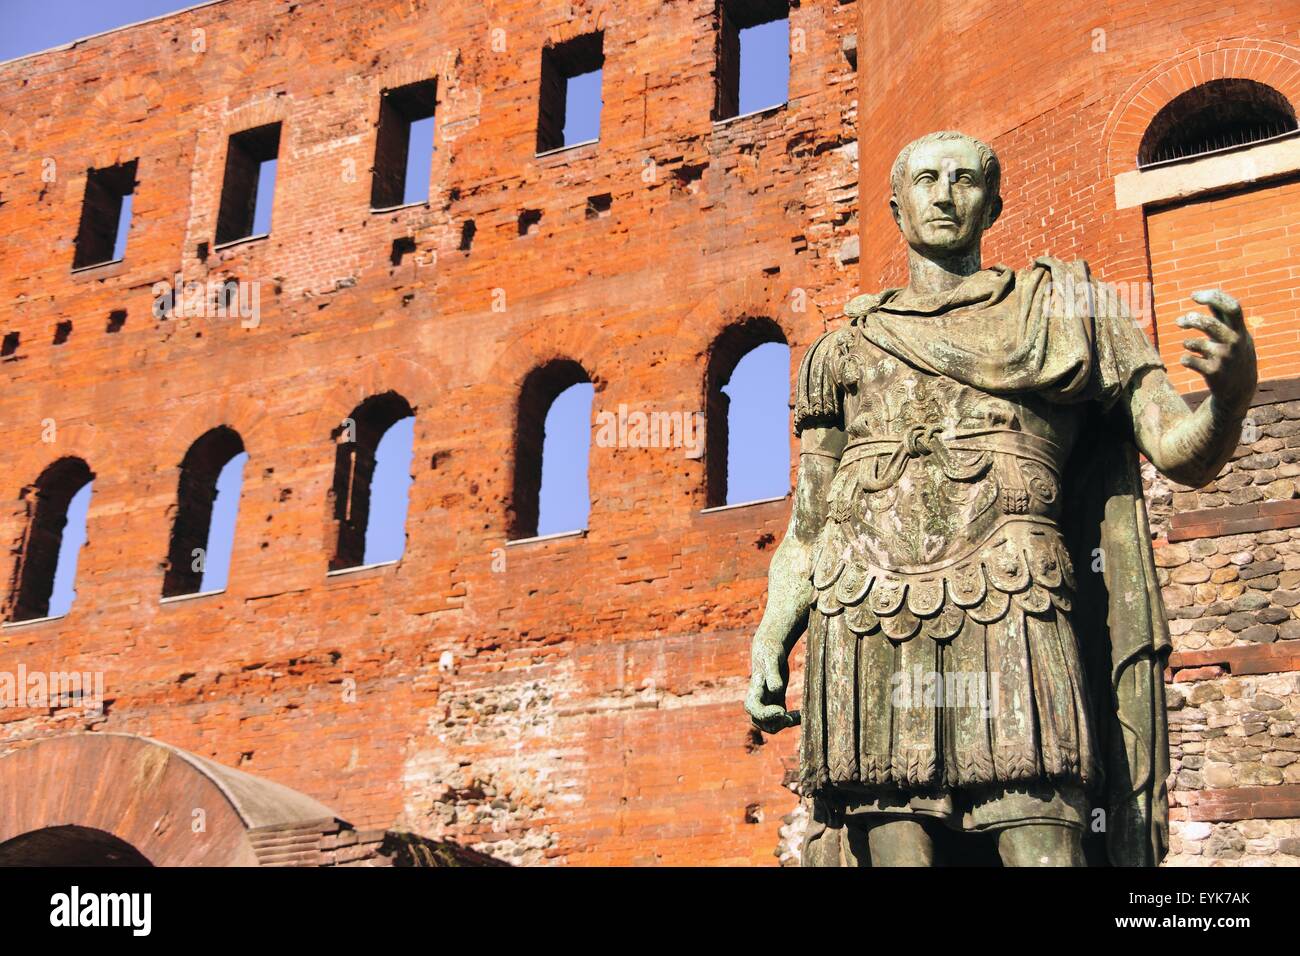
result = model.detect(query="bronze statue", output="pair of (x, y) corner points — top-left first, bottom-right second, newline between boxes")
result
(745, 131), (1258, 866)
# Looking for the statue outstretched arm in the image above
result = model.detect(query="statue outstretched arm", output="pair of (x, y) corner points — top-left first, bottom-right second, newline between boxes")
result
(1125, 289), (1258, 489)
(744, 424), (844, 734)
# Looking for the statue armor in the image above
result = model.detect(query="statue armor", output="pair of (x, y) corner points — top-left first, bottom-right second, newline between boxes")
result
(792, 259), (1168, 827)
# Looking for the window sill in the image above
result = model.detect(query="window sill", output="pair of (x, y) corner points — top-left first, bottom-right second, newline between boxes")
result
(712, 102), (787, 128)
(1114, 131), (1300, 210)
(535, 138), (599, 159)
(3, 613), (68, 630)
(326, 559), (400, 578)
(506, 528), (587, 547)
(71, 257), (125, 275)
(160, 588), (226, 605)
(699, 494), (789, 515)
(212, 233), (269, 252)
(370, 200), (430, 214)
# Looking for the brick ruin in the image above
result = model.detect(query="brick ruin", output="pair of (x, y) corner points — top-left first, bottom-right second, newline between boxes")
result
(0, 0), (1298, 865)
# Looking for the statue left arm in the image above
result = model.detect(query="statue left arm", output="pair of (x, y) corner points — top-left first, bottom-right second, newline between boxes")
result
(1125, 290), (1258, 488)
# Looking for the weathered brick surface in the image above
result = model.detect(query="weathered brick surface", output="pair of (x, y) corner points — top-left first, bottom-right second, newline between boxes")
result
(0, 0), (856, 865)
(1, 0), (1299, 866)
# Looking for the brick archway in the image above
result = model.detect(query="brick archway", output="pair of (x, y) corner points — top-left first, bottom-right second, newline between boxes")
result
(0, 734), (342, 866)
(1103, 38), (1300, 177)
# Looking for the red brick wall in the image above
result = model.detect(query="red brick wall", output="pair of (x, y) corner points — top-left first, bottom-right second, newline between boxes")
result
(1148, 176), (1300, 390)
(0, 0), (1297, 867)
(0, 0), (857, 865)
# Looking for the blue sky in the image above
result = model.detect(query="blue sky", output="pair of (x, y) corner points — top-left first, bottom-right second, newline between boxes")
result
(365, 417), (416, 564)
(48, 482), (92, 617)
(722, 343), (791, 503)
(739, 20), (790, 115)
(25, 1), (794, 607)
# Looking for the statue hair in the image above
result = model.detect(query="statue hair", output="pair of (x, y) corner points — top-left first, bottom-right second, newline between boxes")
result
(890, 131), (1002, 202)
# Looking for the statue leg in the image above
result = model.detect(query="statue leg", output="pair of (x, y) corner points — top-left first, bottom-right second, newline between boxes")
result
(855, 817), (936, 866)
(800, 796), (847, 867)
(996, 823), (1085, 866)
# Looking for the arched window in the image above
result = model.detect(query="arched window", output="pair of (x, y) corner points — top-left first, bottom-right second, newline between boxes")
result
(330, 392), (415, 570)
(163, 427), (247, 598)
(510, 360), (592, 539)
(10, 457), (94, 622)
(1139, 79), (1298, 168)
(705, 318), (790, 507)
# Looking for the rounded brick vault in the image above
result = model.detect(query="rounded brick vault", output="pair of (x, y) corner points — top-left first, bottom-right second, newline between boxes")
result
(0, 733), (345, 866)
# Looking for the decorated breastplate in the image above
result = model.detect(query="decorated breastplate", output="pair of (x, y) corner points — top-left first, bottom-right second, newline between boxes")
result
(811, 360), (1076, 642)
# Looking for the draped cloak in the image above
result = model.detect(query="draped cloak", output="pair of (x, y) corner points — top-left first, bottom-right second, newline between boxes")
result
(799, 258), (1171, 866)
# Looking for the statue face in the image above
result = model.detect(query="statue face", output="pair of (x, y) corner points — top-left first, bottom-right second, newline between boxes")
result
(891, 138), (999, 257)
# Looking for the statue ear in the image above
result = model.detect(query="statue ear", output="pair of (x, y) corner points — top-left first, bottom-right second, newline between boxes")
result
(890, 195), (902, 232)
(984, 195), (1003, 229)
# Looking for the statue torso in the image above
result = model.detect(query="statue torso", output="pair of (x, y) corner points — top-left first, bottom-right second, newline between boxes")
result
(810, 325), (1082, 642)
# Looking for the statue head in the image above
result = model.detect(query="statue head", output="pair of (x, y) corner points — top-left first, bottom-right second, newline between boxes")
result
(889, 131), (1003, 260)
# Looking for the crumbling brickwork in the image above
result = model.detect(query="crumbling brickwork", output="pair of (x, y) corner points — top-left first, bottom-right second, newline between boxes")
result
(0, 0), (857, 865)
(1, 0), (1299, 866)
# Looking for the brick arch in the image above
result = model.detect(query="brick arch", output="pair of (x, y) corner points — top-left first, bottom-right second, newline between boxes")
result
(0, 734), (341, 866)
(0, 419), (125, 613)
(310, 353), (445, 439)
(6, 456), (95, 623)
(667, 277), (805, 421)
(671, 276), (808, 368)
(17, 419), (124, 480)
(506, 358), (594, 539)
(665, 278), (806, 507)
(156, 391), (278, 470)
(161, 426), (247, 598)
(370, 59), (444, 98)
(207, 33), (314, 92)
(545, 7), (610, 45)
(1103, 38), (1300, 177)
(85, 74), (166, 129)
(482, 314), (610, 415)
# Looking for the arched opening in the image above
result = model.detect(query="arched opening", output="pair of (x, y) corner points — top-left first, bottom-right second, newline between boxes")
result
(10, 457), (94, 622)
(0, 825), (152, 867)
(163, 426), (247, 597)
(510, 359), (592, 539)
(705, 318), (790, 507)
(330, 392), (415, 570)
(1138, 78), (1298, 168)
